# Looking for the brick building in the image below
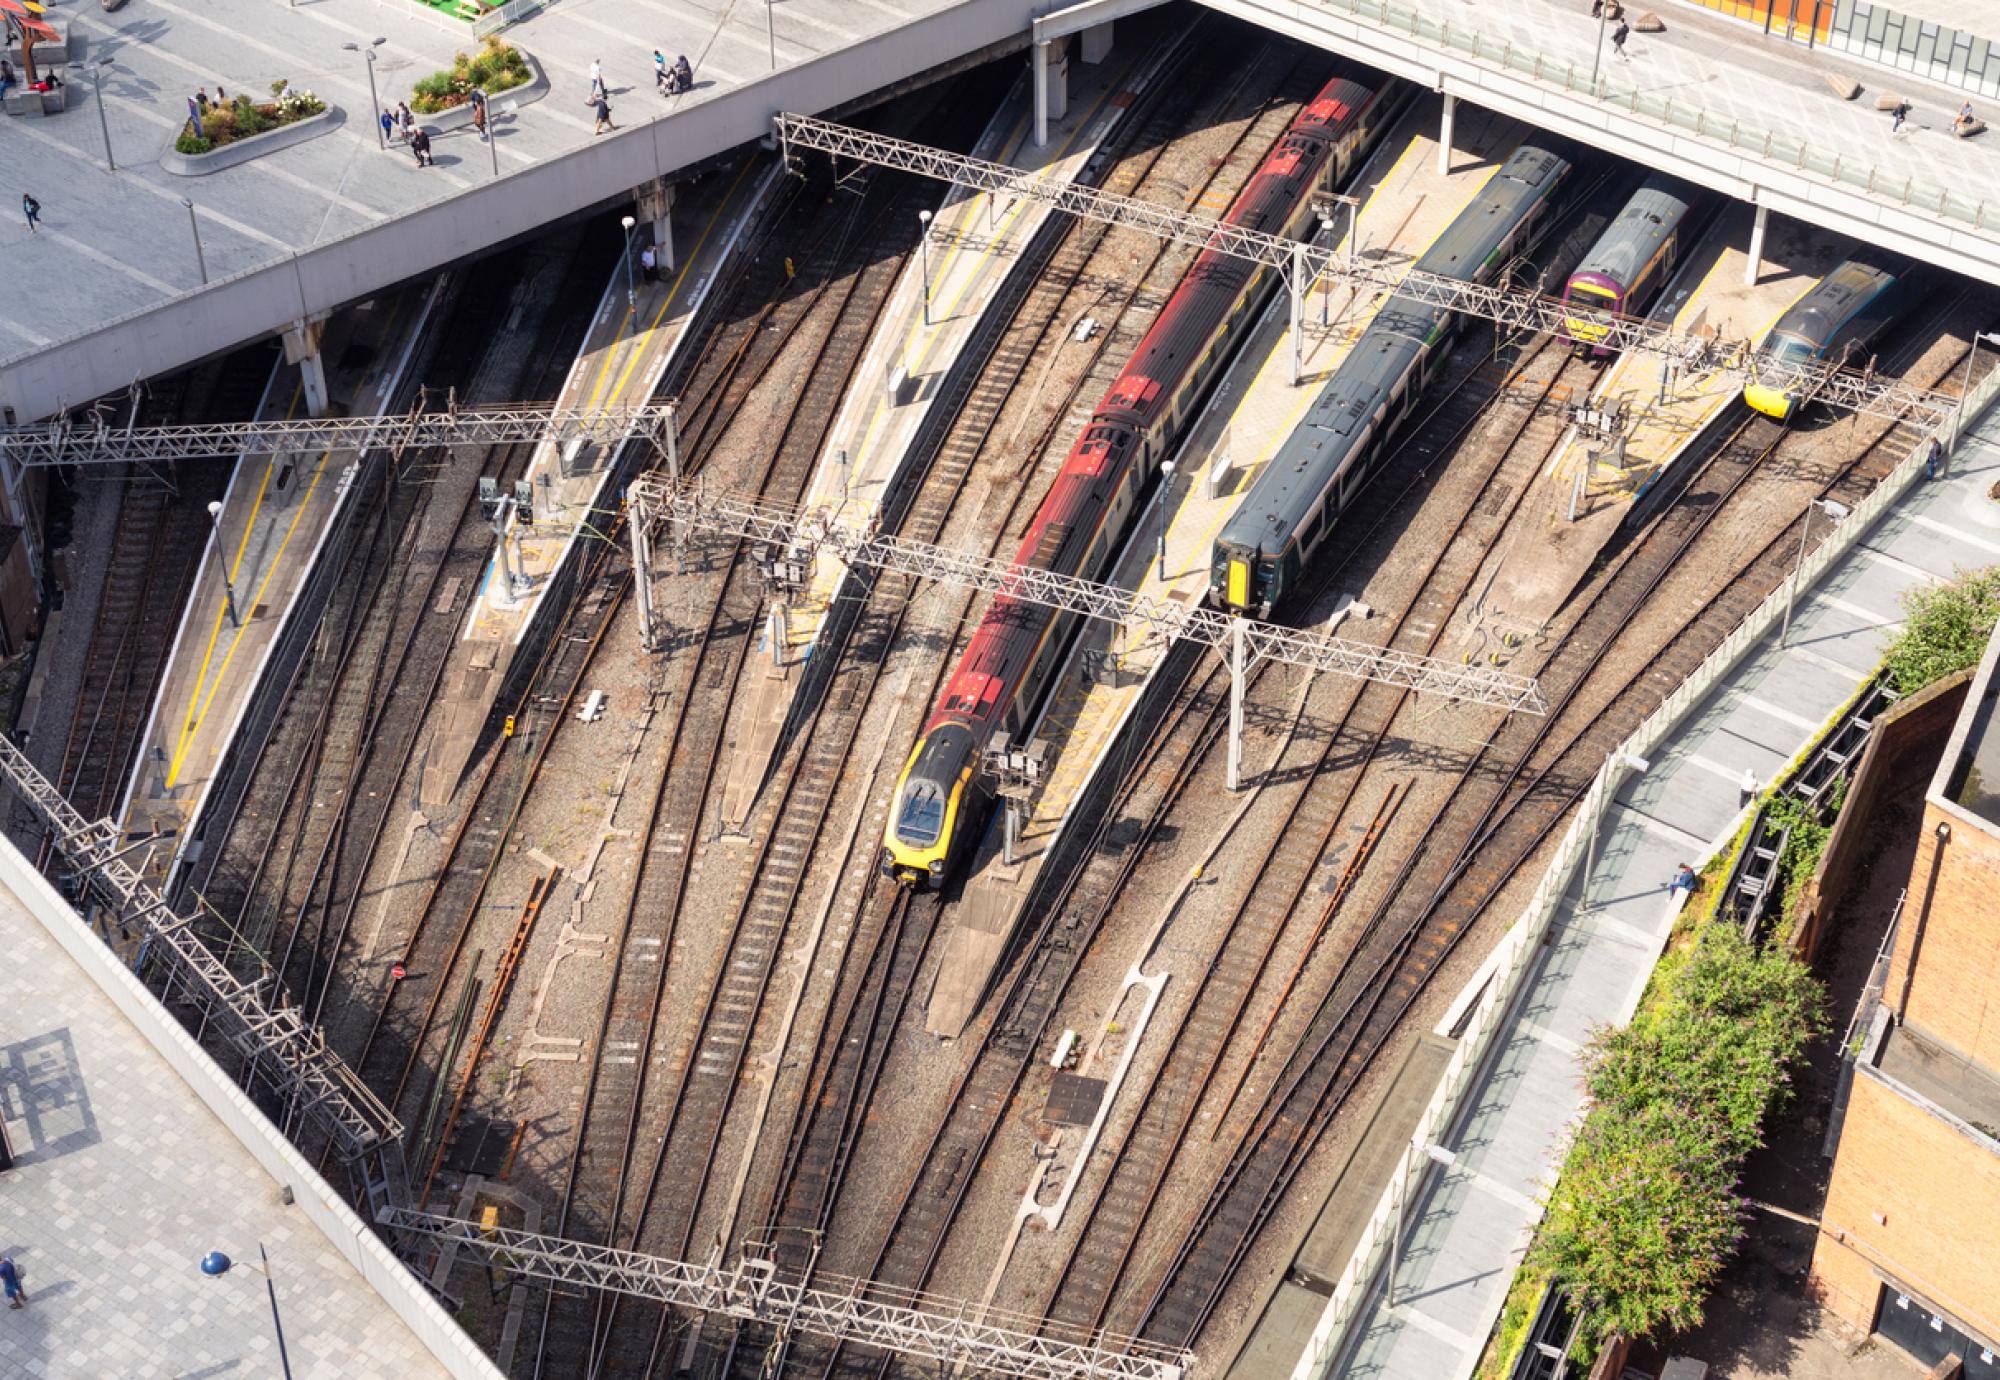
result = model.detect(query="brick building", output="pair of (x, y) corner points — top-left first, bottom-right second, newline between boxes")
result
(1812, 628), (2000, 1377)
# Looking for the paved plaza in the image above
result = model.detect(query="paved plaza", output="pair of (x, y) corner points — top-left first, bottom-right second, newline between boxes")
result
(0, 880), (450, 1379)
(1335, 409), (2000, 1376)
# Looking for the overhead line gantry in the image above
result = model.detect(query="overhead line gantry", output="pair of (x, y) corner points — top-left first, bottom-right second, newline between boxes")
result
(379, 1206), (1192, 1380)
(772, 112), (1958, 426)
(625, 476), (1545, 791)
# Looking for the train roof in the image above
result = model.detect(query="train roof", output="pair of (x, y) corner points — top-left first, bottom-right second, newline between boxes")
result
(1294, 75), (1381, 135)
(1768, 252), (1909, 348)
(1411, 142), (1571, 281)
(1570, 176), (1696, 288)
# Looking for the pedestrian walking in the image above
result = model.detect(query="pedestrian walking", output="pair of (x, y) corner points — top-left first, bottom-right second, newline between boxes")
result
(398, 101), (415, 143)
(640, 243), (656, 282)
(471, 88), (488, 140)
(1611, 18), (1631, 59)
(1891, 101), (1909, 138)
(1926, 436), (1946, 480)
(588, 57), (604, 97)
(654, 49), (669, 94)
(590, 91), (615, 135)
(1, 1256), (26, 1309)
(1668, 863), (1697, 900)
(379, 108), (396, 146)
(21, 192), (40, 233)
(411, 127), (434, 167)
(1739, 767), (1759, 808)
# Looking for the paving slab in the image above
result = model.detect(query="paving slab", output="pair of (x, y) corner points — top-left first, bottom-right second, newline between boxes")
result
(0, 869), (450, 1380)
(1331, 404), (2000, 1380)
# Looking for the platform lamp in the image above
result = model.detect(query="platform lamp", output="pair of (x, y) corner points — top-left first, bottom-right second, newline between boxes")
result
(918, 209), (934, 326)
(199, 1246), (293, 1380)
(1155, 460), (1175, 583)
(765, 0), (776, 70)
(343, 37), (387, 149)
(1590, 2), (1611, 92)
(181, 198), (208, 286)
(1779, 496), (1852, 648)
(621, 214), (638, 311)
(85, 58), (115, 172)
(206, 500), (240, 628)
(1388, 1140), (1456, 1307)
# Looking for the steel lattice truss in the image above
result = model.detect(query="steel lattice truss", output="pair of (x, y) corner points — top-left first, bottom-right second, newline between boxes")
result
(0, 736), (400, 1159)
(774, 113), (1956, 425)
(627, 477), (1546, 713)
(0, 402), (678, 468)
(379, 1207), (1190, 1380)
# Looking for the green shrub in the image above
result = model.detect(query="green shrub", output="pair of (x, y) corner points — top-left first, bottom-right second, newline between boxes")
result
(1531, 927), (1823, 1345)
(175, 129), (213, 155)
(411, 38), (529, 113)
(1884, 565), (2000, 693)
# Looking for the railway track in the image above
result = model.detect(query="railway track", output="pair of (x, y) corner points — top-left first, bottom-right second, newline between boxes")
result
(1126, 295), (1991, 1351)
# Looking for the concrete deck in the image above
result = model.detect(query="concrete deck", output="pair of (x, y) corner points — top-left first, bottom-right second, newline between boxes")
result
(1205, 0), (2000, 284)
(420, 157), (762, 807)
(0, 0), (1050, 422)
(1331, 408), (2000, 1380)
(927, 96), (1528, 1037)
(120, 284), (440, 890)
(1483, 206), (1851, 630)
(715, 43), (1153, 831)
(0, 869), (452, 1380)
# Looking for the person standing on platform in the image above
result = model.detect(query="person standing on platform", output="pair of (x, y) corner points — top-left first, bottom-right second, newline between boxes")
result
(654, 49), (668, 94)
(21, 192), (40, 233)
(588, 57), (604, 97)
(640, 243), (657, 283)
(398, 101), (415, 143)
(1, 1255), (26, 1309)
(379, 108), (396, 146)
(1926, 436), (1946, 480)
(471, 88), (488, 140)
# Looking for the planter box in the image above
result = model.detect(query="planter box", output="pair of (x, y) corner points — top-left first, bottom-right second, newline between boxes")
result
(403, 45), (545, 133)
(161, 104), (344, 176)
(4, 84), (68, 116)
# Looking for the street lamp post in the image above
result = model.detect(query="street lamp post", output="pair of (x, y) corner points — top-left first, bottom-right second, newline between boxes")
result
(1155, 461), (1175, 583)
(200, 1247), (293, 1380)
(917, 209), (933, 326)
(620, 214), (638, 311)
(1389, 1141), (1457, 1307)
(343, 38), (387, 148)
(206, 500), (240, 627)
(474, 87), (497, 178)
(87, 59), (115, 172)
(1779, 497), (1852, 647)
(766, 0), (776, 69)
(1590, 3), (1611, 91)
(181, 198), (208, 285)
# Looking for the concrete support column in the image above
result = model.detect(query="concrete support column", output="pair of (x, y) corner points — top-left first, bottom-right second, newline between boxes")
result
(638, 177), (676, 271)
(1746, 202), (1769, 287)
(1033, 37), (1069, 148)
(1438, 91), (1456, 176)
(280, 318), (330, 418)
(1080, 20), (1113, 64)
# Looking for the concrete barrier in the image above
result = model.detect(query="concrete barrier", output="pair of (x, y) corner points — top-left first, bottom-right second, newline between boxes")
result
(162, 103), (347, 177)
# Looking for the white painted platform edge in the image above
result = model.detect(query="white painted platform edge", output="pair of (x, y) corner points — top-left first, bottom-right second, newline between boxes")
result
(1290, 351), (2000, 1380)
(0, 835), (504, 1380)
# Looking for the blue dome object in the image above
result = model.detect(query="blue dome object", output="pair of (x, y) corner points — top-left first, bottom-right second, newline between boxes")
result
(199, 1251), (232, 1276)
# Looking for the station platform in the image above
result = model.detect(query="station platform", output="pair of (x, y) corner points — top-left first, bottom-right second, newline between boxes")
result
(0, 0), (1058, 425)
(1331, 392), (2000, 1380)
(926, 97), (1532, 1037)
(716, 43), (1155, 831)
(119, 286), (441, 890)
(0, 846), (477, 1380)
(1482, 206), (1851, 630)
(419, 159), (766, 808)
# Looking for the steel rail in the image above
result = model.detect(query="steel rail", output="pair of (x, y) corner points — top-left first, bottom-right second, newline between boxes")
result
(773, 111), (1957, 424)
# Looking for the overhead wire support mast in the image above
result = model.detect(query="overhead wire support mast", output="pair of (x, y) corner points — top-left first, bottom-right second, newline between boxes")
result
(0, 399), (680, 468)
(0, 735), (401, 1163)
(772, 112), (1956, 426)
(377, 1207), (1193, 1380)
(626, 477), (1544, 791)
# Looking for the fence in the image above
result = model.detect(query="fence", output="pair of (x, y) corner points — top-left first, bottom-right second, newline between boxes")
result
(1289, 354), (2000, 1379)
(1306, 0), (2000, 236)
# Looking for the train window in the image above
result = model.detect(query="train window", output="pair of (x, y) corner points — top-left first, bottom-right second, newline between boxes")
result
(896, 788), (946, 847)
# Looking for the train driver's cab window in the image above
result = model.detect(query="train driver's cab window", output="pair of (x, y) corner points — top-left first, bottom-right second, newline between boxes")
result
(1768, 335), (1818, 367)
(897, 788), (946, 847)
